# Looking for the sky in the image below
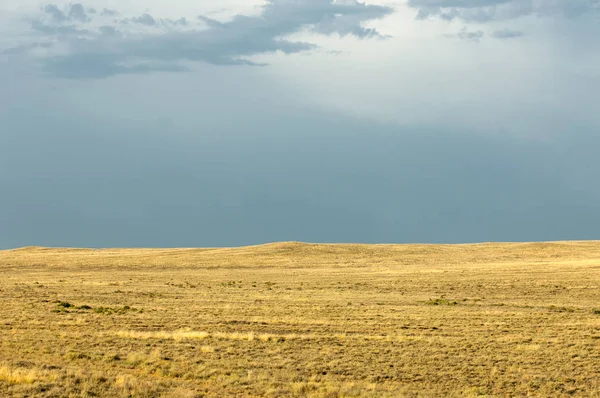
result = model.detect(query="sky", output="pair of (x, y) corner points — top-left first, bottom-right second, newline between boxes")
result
(1, 0), (600, 248)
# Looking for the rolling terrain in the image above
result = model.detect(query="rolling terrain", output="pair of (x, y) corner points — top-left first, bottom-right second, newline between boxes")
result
(1, 241), (600, 397)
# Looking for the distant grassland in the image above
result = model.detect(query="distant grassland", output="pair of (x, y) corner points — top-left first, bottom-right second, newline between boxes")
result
(1, 241), (600, 397)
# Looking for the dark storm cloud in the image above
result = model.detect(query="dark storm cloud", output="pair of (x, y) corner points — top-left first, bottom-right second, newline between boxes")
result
(12, 0), (393, 79)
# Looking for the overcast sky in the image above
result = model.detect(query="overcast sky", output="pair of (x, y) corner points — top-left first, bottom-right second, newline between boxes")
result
(1, 0), (599, 248)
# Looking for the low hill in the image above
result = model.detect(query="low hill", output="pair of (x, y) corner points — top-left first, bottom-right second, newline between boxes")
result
(3, 240), (600, 268)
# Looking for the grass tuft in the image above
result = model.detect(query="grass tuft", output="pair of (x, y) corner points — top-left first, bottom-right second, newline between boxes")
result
(425, 298), (458, 306)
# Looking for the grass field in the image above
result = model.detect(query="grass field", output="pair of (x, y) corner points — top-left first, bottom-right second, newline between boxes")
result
(1, 241), (600, 397)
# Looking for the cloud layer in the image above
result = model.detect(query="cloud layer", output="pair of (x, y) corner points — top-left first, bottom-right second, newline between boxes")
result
(409, 0), (600, 43)
(408, 0), (600, 22)
(6, 0), (393, 78)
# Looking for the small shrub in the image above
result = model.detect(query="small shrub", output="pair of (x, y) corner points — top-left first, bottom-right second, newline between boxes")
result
(94, 305), (140, 315)
(548, 305), (575, 313)
(425, 298), (458, 306)
(65, 352), (91, 360)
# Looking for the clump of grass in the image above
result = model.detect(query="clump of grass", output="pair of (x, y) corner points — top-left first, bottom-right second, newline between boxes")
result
(117, 330), (210, 341)
(425, 298), (458, 306)
(65, 352), (91, 361)
(52, 301), (140, 315)
(0, 365), (42, 385)
(592, 308), (600, 315)
(53, 301), (75, 313)
(94, 306), (141, 315)
(116, 329), (307, 343)
(548, 305), (575, 313)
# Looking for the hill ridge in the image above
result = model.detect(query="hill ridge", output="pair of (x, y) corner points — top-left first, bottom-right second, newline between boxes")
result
(2, 240), (600, 269)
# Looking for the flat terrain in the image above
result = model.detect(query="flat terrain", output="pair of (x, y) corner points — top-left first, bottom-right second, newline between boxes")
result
(1, 241), (600, 397)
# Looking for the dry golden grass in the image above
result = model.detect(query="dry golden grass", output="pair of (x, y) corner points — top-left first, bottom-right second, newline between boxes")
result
(1, 241), (600, 397)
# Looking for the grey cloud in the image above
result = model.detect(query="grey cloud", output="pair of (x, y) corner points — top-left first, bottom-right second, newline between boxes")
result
(491, 28), (524, 39)
(101, 8), (118, 17)
(42, 53), (189, 79)
(446, 28), (484, 42)
(31, 20), (89, 36)
(17, 0), (394, 79)
(2, 41), (53, 55)
(68, 4), (89, 22)
(409, 0), (599, 22)
(129, 13), (157, 26)
(198, 15), (224, 29)
(172, 18), (188, 26)
(265, 0), (393, 37)
(408, 0), (512, 7)
(411, 0), (513, 19)
(415, 2), (534, 22)
(43, 3), (89, 23)
(43, 4), (67, 22)
(123, 14), (187, 28)
(538, 0), (600, 18)
(313, 16), (390, 38)
(99, 26), (120, 37)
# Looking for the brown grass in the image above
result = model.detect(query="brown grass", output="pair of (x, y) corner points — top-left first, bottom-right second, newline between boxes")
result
(1, 241), (600, 397)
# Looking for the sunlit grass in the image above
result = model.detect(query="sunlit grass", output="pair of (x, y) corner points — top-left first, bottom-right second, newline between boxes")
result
(1, 241), (600, 397)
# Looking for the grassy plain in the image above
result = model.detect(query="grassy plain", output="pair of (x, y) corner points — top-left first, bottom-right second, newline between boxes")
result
(1, 241), (600, 397)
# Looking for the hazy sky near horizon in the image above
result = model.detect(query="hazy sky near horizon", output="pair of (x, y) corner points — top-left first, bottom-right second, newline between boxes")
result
(1, 0), (600, 248)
